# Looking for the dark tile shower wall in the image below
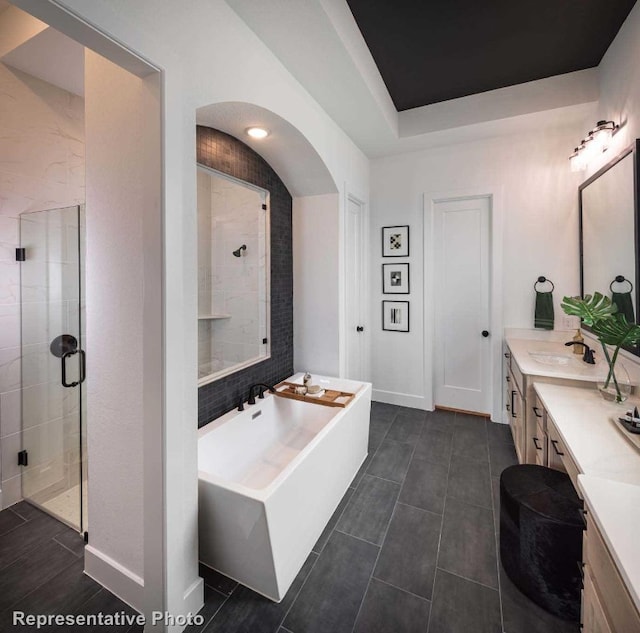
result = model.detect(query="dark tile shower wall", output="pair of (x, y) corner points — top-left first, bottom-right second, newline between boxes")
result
(197, 126), (293, 426)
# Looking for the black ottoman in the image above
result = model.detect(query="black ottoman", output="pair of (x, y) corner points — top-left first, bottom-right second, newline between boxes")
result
(500, 464), (583, 621)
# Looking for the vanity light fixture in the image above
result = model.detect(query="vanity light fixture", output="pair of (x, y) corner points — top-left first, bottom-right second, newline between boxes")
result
(569, 120), (619, 172)
(246, 127), (269, 139)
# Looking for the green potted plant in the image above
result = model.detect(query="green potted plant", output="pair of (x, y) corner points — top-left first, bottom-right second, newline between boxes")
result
(561, 292), (640, 402)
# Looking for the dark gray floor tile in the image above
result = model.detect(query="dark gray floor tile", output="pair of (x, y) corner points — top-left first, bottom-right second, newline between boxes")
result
(370, 402), (399, 422)
(438, 498), (498, 589)
(491, 477), (501, 533)
(284, 531), (378, 633)
(0, 511), (68, 571)
(199, 564), (238, 596)
(374, 504), (440, 599)
(204, 553), (317, 633)
(386, 416), (424, 445)
(54, 527), (86, 557)
(366, 440), (413, 483)
(413, 430), (452, 465)
(447, 454), (492, 509)
(370, 416), (393, 437)
(424, 410), (456, 435)
(486, 421), (513, 446)
(455, 412), (488, 429)
(337, 475), (400, 545)
(184, 585), (227, 633)
(0, 539), (78, 612)
(399, 457), (448, 514)
(489, 440), (518, 477)
(394, 406), (428, 421)
(368, 428), (387, 452)
(9, 501), (47, 521)
(66, 588), (140, 632)
(1, 557), (102, 631)
(451, 426), (489, 462)
(0, 508), (25, 537)
(428, 569), (501, 633)
(353, 578), (431, 633)
(351, 454), (373, 488)
(500, 568), (580, 633)
(312, 488), (354, 554)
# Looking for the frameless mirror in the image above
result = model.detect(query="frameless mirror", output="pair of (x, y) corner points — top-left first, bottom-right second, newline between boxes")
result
(197, 165), (270, 385)
(580, 141), (640, 354)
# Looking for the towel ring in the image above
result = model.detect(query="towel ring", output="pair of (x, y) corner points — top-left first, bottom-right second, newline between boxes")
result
(610, 275), (634, 293)
(534, 276), (555, 292)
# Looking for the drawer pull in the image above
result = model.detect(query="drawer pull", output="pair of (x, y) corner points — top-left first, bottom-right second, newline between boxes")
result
(506, 375), (511, 382)
(504, 352), (511, 359)
(577, 507), (587, 530)
(511, 390), (517, 418)
(533, 437), (542, 451)
(506, 404), (510, 412)
(533, 406), (543, 418)
(550, 439), (564, 456)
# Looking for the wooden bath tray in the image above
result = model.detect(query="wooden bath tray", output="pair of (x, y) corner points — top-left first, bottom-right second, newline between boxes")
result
(275, 381), (355, 408)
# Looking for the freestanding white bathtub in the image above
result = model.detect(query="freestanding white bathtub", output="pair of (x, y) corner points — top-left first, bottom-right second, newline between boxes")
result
(198, 373), (371, 601)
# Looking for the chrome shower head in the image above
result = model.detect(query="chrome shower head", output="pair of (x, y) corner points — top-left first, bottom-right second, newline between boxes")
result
(233, 244), (247, 257)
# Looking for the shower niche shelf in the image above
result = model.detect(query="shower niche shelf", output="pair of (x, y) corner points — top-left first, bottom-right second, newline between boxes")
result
(198, 314), (231, 320)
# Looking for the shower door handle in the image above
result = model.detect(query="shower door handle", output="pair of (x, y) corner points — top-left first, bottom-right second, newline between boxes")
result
(61, 350), (80, 388)
(79, 349), (86, 384)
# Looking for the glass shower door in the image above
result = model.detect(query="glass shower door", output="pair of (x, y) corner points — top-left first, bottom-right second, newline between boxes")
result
(19, 205), (86, 532)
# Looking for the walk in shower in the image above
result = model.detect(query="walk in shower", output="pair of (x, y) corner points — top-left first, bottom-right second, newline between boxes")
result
(19, 205), (87, 532)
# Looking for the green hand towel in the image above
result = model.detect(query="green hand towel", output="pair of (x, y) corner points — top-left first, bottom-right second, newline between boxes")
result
(612, 291), (635, 324)
(534, 291), (554, 330)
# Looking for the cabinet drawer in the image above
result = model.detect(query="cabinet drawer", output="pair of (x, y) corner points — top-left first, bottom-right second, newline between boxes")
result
(547, 417), (580, 489)
(510, 357), (524, 396)
(582, 567), (613, 633)
(584, 513), (640, 632)
(528, 390), (546, 465)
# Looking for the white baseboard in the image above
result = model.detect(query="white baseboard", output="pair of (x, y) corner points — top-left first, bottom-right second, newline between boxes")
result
(372, 389), (430, 410)
(182, 577), (204, 616)
(84, 545), (144, 613)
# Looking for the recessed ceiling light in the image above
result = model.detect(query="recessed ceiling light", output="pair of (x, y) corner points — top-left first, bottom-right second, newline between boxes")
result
(246, 127), (269, 139)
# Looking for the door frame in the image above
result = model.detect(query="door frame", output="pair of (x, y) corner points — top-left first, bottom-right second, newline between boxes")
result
(342, 186), (370, 381)
(423, 187), (504, 421)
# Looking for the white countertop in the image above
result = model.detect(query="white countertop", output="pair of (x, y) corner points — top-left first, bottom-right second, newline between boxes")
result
(534, 383), (640, 485)
(506, 337), (609, 382)
(533, 382), (640, 613)
(578, 475), (640, 614)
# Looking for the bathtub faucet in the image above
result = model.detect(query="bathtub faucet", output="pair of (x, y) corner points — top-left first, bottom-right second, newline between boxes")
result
(248, 383), (276, 405)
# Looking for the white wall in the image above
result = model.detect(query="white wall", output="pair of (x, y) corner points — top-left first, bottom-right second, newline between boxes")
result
(370, 123), (586, 412)
(0, 62), (84, 509)
(293, 193), (340, 375)
(83, 49), (161, 610)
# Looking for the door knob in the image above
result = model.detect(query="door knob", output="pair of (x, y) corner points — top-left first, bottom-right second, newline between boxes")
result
(482, 330), (490, 337)
(356, 326), (364, 332)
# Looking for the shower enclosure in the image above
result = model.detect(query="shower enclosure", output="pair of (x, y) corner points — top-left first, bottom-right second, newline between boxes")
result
(19, 205), (87, 532)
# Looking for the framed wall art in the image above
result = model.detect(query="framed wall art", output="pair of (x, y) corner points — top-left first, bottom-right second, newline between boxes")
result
(382, 262), (410, 294)
(382, 225), (409, 257)
(382, 300), (410, 332)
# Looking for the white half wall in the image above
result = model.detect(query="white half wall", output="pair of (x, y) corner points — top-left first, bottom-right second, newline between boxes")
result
(293, 194), (340, 376)
(84, 49), (162, 613)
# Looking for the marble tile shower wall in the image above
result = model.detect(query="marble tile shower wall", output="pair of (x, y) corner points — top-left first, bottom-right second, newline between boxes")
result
(0, 63), (85, 509)
(197, 126), (293, 425)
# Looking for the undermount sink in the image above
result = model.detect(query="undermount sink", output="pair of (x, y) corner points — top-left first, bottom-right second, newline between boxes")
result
(528, 351), (572, 366)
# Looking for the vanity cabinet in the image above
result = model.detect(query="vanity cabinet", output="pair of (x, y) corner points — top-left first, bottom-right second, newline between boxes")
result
(582, 509), (640, 633)
(503, 340), (599, 468)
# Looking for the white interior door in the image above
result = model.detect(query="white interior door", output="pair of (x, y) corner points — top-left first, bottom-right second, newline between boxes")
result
(433, 196), (491, 414)
(345, 195), (365, 379)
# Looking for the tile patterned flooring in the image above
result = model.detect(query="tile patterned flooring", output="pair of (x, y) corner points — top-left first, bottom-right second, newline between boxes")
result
(0, 403), (580, 633)
(190, 404), (580, 633)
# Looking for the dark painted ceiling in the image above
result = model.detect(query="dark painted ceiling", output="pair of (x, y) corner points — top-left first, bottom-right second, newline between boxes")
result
(346, 0), (637, 111)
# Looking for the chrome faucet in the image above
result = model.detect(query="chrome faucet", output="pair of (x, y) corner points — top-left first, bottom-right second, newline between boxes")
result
(564, 341), (595, 364)
(247, 383), (276, 405)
